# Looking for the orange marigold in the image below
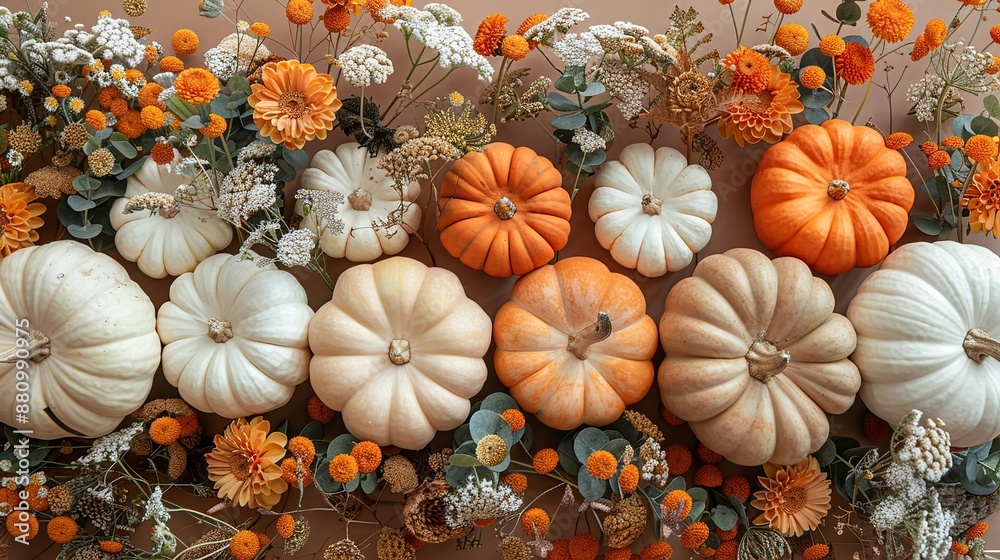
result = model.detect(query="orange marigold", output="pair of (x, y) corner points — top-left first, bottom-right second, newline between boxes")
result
(97, 85), (121, 109)
(662, 489), (693, 519)
(640, 541), (673, 560)
(835, 42), (875, 85)
(715, 541), (738, 560)
(160, 56), (185, 73)
(967, 522), (989, 539)
(149, 416), (181, 445)
(351, 441), (382, 473)
(307, 395), (335, 423)
(966, 134), (999, 163)
(722, 46), (771, 94)
(911, 33), (930, 61)
(502, 35), (530, 61)
(230, 530), (261, 560)
(140, 106), (167, 129)
(680, 522), (710, 549)
(200, 113), (228, 138)
(570, 532), (600, 560)
(174, 68), (220, 105)
(85, 109), (107, 130)
(928, 150), (952, 170)
(288, 436), (316, 464)
(329, 453), (359, 483)
(819, 35), (846, 57)
(116, 109), (147, 139)
(280, 457), (314, 486)
(774, 0), (802, 14)
(799, 65), (826, 89)
(172, 29), (200, 56)
(99, 540), (123, 553)
(109, 98), (129, 118)
(250, 22), (271, 37)
(288, 0), (315, 25)
(988, 56), (1000, 75)
(516, 13), (548, 48)
(500, 409), (526, 431)
(719, 0), (735, 4)
(46, 515), (78, 544)
(323, 5), (350, 32)
(925, 19), (947, 49)
(774, 23), (809, 56)
(940, 135), (965, 149)
(151, 142), (175, 165)
(605, 548), (633, 560)
(659, 405), (686, 426)
(804, 544), (830, 560)
(276, 514), (296, 539)
(960, 0), (988, 6)
(618, 463), (640, 493)
(474, 13), (509, 57)
(722, 475), (751, 502)
(694, 464), (723, 488)
(866, 0), (914, 43)
(505, 472), (528, 493)
(697, 444), (724, 464)
(665, 444), (693, 475)
(951, 542), (970, 555)
(51, 84), (71, 98)
(716, 526), (739, 541)
(885, 131), (914, 150)
(138, 83), (165, 109)
(586, 450), (618, 480)
(521, 507), (551, 537)
(533, 448), (559, 474)
(174, 414), (197, 437)
(919, 140), (939, 155)
(3, 513), (35, 541)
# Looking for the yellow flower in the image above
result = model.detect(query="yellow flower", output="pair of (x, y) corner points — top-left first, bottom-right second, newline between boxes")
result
(751, 456), (831, 537)
(205, 416), (289, 509)
(248, 60), (341, 150)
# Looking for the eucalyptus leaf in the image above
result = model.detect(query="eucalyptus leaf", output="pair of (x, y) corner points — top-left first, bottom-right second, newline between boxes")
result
(315, 460), (341, 493)
(971, 115), (999, 137)
(345, 475), (360, 492)
(117, 155), (148, 180)
(689, 500), (706, 522)
(574, 427), (610, 463)
(229, 75), (251, 93)
(986, 95), (1000, 119)
(548, 92), (581, 112)
(800, 87), (833, 109)
(56, 199), (84, 227)
(448, 454), (482, 468)
(327, 434), (356, 457)
(481, 392), (519, 413)
(67, 223), (103, 239)
(66, 194), (96, 212)
(469, 410), (513, 446)
(282, 147), (310, 170)
(453, 423), (473, 447)
(665, 476), (686, 492)
(361, 471), (378, 494)
(815, 438), (837, 467)
(804, 107), (830, 124)
(555, 74), (577, 94)
(913, 216), (944, 236)
(729, 495), (749, 528)
(299, 421), (324, 442)
(578, 469), (607, 501)
(711, 505), (739, 530)
(580, 82), (606, 97)
(550, 112), (587, 130)
(835, 2), (862, 24)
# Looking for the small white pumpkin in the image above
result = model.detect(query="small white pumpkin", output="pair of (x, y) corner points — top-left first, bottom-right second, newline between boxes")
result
(848, 241), (1000, 447)
(157, 253), (314, 418)
(589, 144), (717, 277)
(111, 152), (233, 278)
(0, 241), (161, 439)
(309, 257), (492, 449)
(297, 142), (422, 262)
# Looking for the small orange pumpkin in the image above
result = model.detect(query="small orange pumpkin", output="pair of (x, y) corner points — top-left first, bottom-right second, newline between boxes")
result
(494, 257), (658, 430)
(750, 119), (914, 275)
(438, 143), (572, 277)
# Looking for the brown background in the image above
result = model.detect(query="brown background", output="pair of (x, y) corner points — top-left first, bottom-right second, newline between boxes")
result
(17, 0), (1000, 558)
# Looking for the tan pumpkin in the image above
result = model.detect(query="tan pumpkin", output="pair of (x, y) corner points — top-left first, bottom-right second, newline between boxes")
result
(494, 257), (658, 430)
(658, 248), (861, 466)
(438, 143), (572, 277)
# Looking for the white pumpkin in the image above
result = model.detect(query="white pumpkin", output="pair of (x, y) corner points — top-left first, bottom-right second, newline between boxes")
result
(309, 257), (492, 449)
(848, 241), (1000, 447)
(157, 253), (314, 418)
(297, 142), (422, 262)
(111, 152), (233, 278)
(0, 241), (161, 439)
(589, 144), (717, 277)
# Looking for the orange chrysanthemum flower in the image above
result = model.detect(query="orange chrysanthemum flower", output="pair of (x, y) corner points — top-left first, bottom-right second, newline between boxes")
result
(774, 0), (802, 14)
(586, 450), (618, 480)
(618, 464), (640, 493)
(125, 68), (145, 83)
(963, 159), (1000, 236)
(681, 522), (711, 549)
(722, 46), (772, 94)
(323, 6), (351, 32)
(46, 515), (78, 544)
(819, 35), (846, 57)
(250, 22), (271, 37)
(694, 464), (723, 487)
(200, 113), (228, 138)
(505, 472), (528, 492)
(920, 140), (939, 155)
(799, 65), (826, 89)
(722, 475), (751, 502)
(521, 507), (550, 537)
(287, 0), (314, 25)
(965, 134), (999, 163)
(716, 526), (739, 541)
(659, 405), (686, 426)
(109, 98), (129, 118)
(988, 56), (1000, 75)
(97, 85), (121, 109)
(145, 44), (160, 64)
(85, 109), (107, 130)
(665, 444), (693, 475)
(774, 23), (809, 56)
(967, 522), (989, 539)
(172, 29), (199, 55)
(140, 106), (167, 129)
(501, 35), (530, 61)
(639, 541), (673, 560)
(99, 540), (123, 553)
(885, 131), (914, 150)
(533, 448), (559, 474)
(804, 544), (830, 560)
(160, 56), (185, 73)
(928, 150), (952, 170)
(751, 456), (832, 537)
(231, 530), (261, 560)
(569, 533), (599, 560)
(835, 42), (875, 85)
(249, 60), (340, 150)
(351, 441), (382, 473)
(276, 514), (296, 539)
(205, 416), (289, 509)
(474, 13), (509, 57)
(719, 0), (735, 4)
(328, 453), (359, 483)
(516, 13), (548, 48)
(959, 0), (988, 5)
(719, 65), (804, 147)
(925, 19), (947, 49)
(116, 110), (147, 139)
(149, 416), (181, 445)
(0, 184), (44, 256)
(307, 395), (335, 423)
(662, 489), (693, 519)
(138, 83), (165, 110)
(174, 68), (220, 105)
(151, 142), (175, 165)
(51, 84), (71, 98)
(867, 0), (914, 43)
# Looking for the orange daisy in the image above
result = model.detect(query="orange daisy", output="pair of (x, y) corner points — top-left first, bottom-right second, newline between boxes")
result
(248, 60), (341, 150)
(719, 65), (804, 147)
(963, 160), (1000, 237)
(0, 183), (45, 257)
(205, 416), (288, 509)
(751, 456), (831, 537)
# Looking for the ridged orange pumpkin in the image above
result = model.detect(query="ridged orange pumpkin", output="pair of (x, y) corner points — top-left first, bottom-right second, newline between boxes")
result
(750, 119), (913, 275)
(494, 257), (658, 430)
(438, 143), (572, 277)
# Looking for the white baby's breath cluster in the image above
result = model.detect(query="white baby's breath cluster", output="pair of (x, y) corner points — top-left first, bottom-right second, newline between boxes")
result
(205, 32), (271, 81)
(74, 423), (144, 466)
(443, 476), (523, 529)
(338, 45), (394, 88)
(870, 495), (907, 532)
(217, 149), (279, 224)
(381, 3), (494, 81)
(522, 7), (590, 44)
(274, 228), (317, 268)
(894, 410), (951, 482)
(62, 13), (146, 67)
(947, 41), (999, 93)
(638, 437), (669, 486)
(595, 57), (648, 120)
(907, 74), (953, 122)
(295, 189), (345, 236)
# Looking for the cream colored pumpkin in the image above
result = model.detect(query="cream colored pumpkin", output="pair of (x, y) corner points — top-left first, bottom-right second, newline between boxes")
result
(297, 142), (421, 262)
(157, 254), (314, 418)
(848, 241), (1000, 447)
(589, 144), (718, 277)
(111, 152), (233, 278)
(0, 241), (161, 439)
(658, 248), (861, 466)
(309, 257), (492, 449)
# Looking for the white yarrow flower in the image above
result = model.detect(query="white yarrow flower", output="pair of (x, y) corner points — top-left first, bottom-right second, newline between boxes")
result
(338, 45), (394, 88)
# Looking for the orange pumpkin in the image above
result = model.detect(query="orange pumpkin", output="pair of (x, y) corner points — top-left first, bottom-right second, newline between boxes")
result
(750, 119), (913, 275)
(494, 257), (658, 430)
(438, 143), (572, 277)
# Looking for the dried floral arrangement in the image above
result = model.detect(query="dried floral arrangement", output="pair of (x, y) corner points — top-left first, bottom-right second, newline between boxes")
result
(0, 0), (999, 560)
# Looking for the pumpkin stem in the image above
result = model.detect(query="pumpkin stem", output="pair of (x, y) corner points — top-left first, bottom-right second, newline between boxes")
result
(348, 188), (373, 211)
(566, 312), (613, 360)
(493, 196), (517, 220)
(964, 328), (1000, 364)
(389, 338), (411, 365)
(746, 332), (790, 383)
(0, 328), (50, 363)
(828, 180), (850, 200)
(641, 192), (663, 216)
(207, 318), (234, 343)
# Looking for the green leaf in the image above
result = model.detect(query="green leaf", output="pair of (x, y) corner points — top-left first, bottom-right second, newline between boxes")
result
(800, 87), (833, 109)
(690, 500), (706, 521)
(300, 421), (325, 441)
(953, 114), (976, 138)
(555, 74), (577, 94)
(578, 469), (607, 502)
(282, 146), (310, 170)
(729, 495), (749, 528)
(327, 433), (356, 457)
(166, 96), (198, 120)
(558, 433), (581, 476)
(453, 423), (473, 448)
(72, 173), (98, 194)
(229, 75), (251, 93)
(580, 82), (606, 97)
(665, 476), (686, 492)
(66, 194), (96, 212)
(550, 113), (587, 130)
(360, 471), (378, 494)
(971, 115), (999, 137)
(111, 139), (137, 159)
(481, 392), (519, 413)
(688, 487), (708, 503)
(0, 127), (8, 154)
(67, 223), (103, 239)
(548, 92), (581, 112)
(448, 454), (482, 467)
(469, 409), (513, 446)
(345, 475), (360, 492)
(804, 107), (830, 124)
(986, 95), (1000, 118)
(836, 2), (862, 25)
(573, 427), (610, 463)
(118, 155), (149, 180)
(913, 215), (945, 236)
(815, 438), (837, 467)
(711, 505), (739, 530)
